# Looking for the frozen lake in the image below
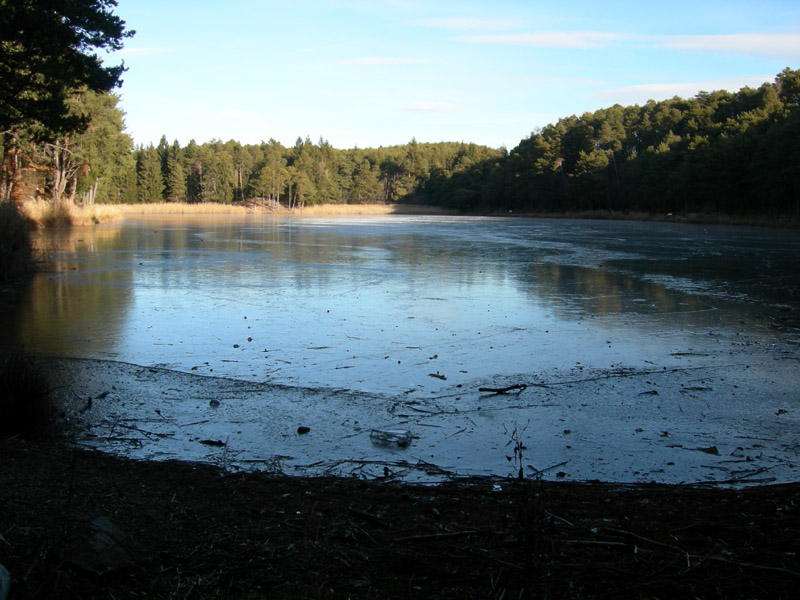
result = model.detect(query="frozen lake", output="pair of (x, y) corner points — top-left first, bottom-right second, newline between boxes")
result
(4, 214), (799, 483)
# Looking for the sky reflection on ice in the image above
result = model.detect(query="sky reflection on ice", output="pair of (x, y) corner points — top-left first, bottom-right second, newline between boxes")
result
(7, 215), (799, 398)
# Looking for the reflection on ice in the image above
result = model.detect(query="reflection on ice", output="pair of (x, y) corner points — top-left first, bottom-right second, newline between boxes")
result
(6, 215), (799, 483)
(4, 215), (799, 398)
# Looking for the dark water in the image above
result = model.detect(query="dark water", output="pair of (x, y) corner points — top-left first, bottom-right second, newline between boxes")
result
(3, 215), (799, 395)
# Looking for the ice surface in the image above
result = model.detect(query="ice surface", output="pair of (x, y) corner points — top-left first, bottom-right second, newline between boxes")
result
(5, 215), (799, 483)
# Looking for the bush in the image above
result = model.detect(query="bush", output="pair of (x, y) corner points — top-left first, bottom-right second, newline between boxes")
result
(0, 201), (36, 284)
(0, 350), (53, 439)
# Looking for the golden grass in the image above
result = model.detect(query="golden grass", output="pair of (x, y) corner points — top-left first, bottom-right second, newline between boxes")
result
(112, 202), (256, 216)
(20, 200), (456, 227)
(293, 203), (395, 216)
(292, 203), (455, 216)
(21, 200), (257, 227)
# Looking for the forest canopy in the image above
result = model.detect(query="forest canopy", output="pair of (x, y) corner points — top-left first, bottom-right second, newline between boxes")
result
(1, 0), (133, 204)
(3, 65), (800, 221)
(0, 0), (133, 135)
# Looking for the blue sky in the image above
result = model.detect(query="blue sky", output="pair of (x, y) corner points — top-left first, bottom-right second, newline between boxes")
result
(107, 0), (800, 150)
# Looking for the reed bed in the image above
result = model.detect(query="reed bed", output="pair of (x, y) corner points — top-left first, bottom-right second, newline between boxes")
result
(20, 200), (258, 227)
(292, 203), (454, 216)
(20, 200), (455, 227)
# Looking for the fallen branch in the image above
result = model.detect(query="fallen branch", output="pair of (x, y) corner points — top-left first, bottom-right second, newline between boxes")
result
(393, 530), (480, 543)
(698, 555), (800, 578)
(605, 527), (687, 554)
(478, 384), (527, 394)
(695, 466), (777, 485)
(528, 460), (568, 476)
(445, 427), (468, 439)
(106, 422), (174, 440)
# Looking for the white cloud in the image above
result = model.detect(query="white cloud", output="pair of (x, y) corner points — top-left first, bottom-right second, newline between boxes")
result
(343, 57), (432, 65)
(414, 17), (522, 31)
(656, 33), (800, 59)
(456, 31), (629, 49)
(403, 101), (459, 113)
(593, 75), (775, 105)
(454, 29), (800, 59)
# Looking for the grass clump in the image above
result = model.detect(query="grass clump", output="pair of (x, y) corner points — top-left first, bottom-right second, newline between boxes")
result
(19, 198), (76, 227)
(0, 201), (37, 284)
(0, 350), (54, 440)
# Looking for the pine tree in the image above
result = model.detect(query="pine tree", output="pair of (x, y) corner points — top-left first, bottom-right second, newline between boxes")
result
(0, 0), (133, 136)
(165, 141), (186, 203)
(136, 145), (164, 203)
(157, 135), (170, 186)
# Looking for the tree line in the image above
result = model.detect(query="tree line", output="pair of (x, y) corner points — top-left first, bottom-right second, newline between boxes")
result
(3, 57), (799, 220)
(434, 67), (800, 220)
(130, 136), (503, 207)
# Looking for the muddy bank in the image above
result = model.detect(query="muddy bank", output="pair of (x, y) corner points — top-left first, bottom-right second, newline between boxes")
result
(46, 335), (800, 485)
(2, 441), (799, 599)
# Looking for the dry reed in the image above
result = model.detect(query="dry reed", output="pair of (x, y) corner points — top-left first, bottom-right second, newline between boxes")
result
(21, 200), (257, 226)
(20, 200), (454, 227)
(292, 203), (454, 216)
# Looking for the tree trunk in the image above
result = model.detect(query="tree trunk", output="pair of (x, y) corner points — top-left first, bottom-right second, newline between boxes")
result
(81, 180), (98, 205)
(67, 174), (77, 203)
(0, 145), (15, 203)
(50, 137), (81, 202)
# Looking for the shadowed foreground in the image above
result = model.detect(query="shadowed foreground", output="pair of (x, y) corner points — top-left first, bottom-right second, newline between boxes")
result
(2, 441), (798, 599)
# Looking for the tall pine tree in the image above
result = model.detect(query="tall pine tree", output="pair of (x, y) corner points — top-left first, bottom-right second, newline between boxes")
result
(165, 140), (186, 203)
(136, 145), (164, 203)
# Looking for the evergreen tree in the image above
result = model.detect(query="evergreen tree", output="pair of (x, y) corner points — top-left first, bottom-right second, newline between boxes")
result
(0, 0), (133, 136)
(136, 145), (164, 203)
(67, 91), (133, 204)
(156, 135), (170, 187)
(165, 141), (186, 203)
(348, 158), (383, 203)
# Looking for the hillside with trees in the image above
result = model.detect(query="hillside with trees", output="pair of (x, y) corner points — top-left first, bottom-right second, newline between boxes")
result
(435, 67), (800, 220)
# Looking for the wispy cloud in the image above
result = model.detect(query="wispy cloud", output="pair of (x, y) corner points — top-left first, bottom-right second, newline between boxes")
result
(656, 33), (800, 58)
(403, 101), (459, 113)
(593, 74), (775, 104)
(456, 31), (630, 49)
(414, 17), (522, 31)
(343, 57), (433, 65)
(455, 29), (800, 59)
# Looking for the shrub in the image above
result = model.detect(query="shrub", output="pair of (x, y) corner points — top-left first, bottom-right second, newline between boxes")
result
(0, 350), (53, 439)
(0, 201), (36, 284)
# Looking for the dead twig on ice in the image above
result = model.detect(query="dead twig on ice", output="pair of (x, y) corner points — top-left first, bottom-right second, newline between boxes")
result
(478, 384), (527, 395)
(393, 530), (481, 543)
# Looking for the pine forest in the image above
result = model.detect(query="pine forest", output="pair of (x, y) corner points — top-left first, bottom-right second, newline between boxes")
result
(2, 68), (799, 222)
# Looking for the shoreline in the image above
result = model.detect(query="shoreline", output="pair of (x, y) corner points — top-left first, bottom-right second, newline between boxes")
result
(2, 438), (799, 598)
(19, 199), (800, 229)
(44, 348), (800, 486)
